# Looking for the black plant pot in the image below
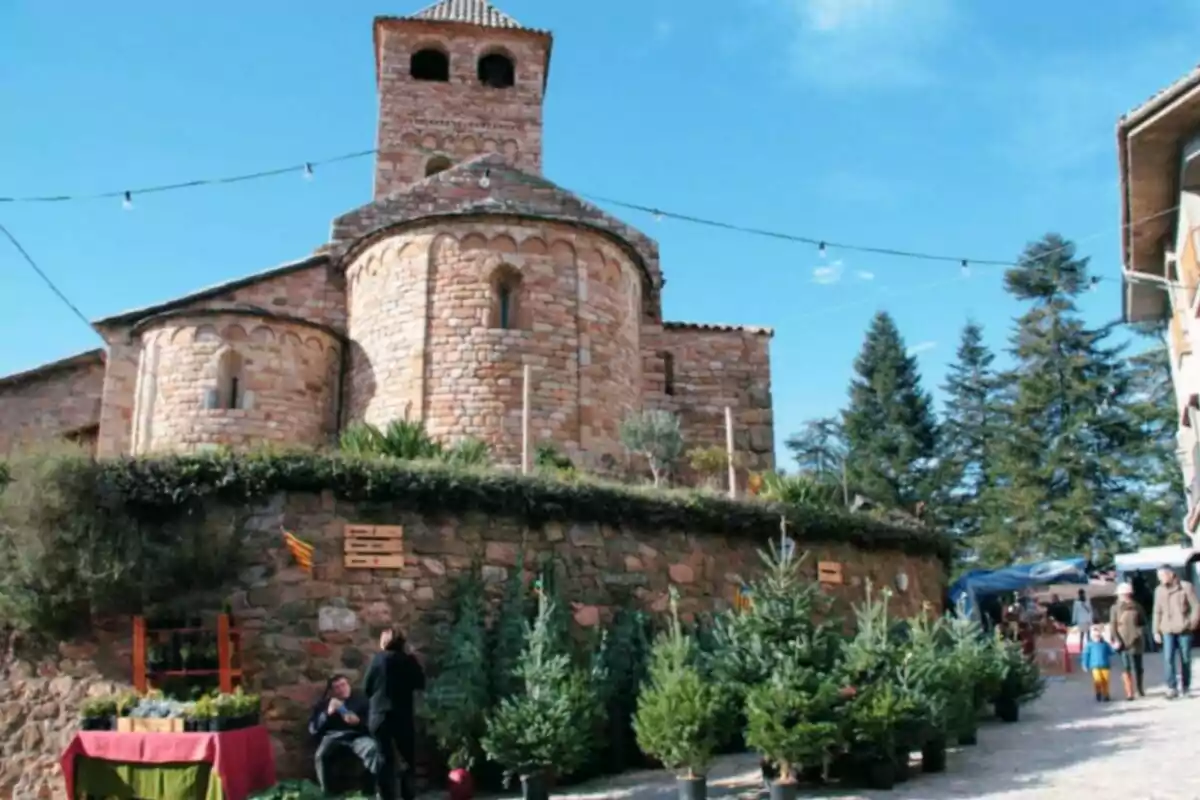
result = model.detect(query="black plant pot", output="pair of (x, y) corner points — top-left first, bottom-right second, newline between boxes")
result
(921, 737), (948, 774)
(958, 730), (978, 747)
(676, 775), (706, 800)
(768, 781), (798, 800)
(864, 759), (896, 791)
(520, 773), (548, 800)
(80, 717), (110, 731)
(994, 696), (1020, 723)
(799, 764), (825, 785)
(893, 747), (911, 782)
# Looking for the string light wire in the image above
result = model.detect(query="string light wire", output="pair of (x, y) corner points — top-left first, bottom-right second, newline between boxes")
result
(0, 220), (100, 338)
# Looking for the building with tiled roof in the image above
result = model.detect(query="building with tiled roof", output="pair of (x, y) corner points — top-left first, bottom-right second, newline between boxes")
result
(0, 0), (776, 477)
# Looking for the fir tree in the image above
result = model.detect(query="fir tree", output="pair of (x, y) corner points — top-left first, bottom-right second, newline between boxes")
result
(986, 234), (1141, 562)
(489, 550), (530, 700)
(936, 321), (1002, 549)
(784, 417), (847, 478)
(842, 311), (939, 509)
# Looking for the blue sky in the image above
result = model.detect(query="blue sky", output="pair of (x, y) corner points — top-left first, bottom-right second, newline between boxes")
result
(2, 0), (1199, 461)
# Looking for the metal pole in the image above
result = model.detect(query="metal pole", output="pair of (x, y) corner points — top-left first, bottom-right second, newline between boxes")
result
(522, 364), (531, 475)
(725, 406), (736, 498)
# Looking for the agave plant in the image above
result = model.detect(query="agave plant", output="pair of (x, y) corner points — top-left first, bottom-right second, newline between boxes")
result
(442, 437), (492, 468)
(757, 471), (841, 508)
(339, 420), (444, 460)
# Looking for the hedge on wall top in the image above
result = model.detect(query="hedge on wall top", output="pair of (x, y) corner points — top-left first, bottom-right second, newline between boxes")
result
(82, 451), (950, 559)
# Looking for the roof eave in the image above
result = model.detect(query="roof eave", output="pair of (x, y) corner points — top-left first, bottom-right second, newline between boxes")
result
(0, 348), (106, 391)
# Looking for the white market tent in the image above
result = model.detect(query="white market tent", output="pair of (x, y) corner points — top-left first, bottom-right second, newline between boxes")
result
(1114, 545), (1197, 574)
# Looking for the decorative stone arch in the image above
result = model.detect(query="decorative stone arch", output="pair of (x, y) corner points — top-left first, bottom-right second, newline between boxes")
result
(488, 264), (524, 330)
(410, 46), (450, 82)
(424, 154), (453, 177)
(477, 48), (516, 89)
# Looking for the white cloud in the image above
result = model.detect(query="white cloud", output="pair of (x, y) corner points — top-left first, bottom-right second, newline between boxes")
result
(855, 270), (875, 281)
(776, 0), (956, 90)
(812, 260), (844, 284)
(907, 340), (938, 355)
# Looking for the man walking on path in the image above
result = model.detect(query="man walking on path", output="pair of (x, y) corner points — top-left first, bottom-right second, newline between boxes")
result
(1152, 565), (1200, 698)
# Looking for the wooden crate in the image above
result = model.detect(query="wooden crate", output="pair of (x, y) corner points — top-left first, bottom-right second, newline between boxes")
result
(117, 717), (186, 733)
(344, 524), (405, 569)
(817, 561), (843, 585)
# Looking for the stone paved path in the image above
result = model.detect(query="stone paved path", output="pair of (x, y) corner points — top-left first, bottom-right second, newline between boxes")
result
(532, 653), (1198, 800)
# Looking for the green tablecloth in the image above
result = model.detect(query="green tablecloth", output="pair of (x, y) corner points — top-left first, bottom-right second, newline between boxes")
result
(74, 757), (223, 800)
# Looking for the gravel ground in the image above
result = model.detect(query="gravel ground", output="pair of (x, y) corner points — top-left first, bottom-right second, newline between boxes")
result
(531, 652), (1197, 800)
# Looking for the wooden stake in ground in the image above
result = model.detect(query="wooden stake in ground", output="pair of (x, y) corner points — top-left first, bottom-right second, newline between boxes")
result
(725, 406), (736, 498)
(522, 364), (532, 475)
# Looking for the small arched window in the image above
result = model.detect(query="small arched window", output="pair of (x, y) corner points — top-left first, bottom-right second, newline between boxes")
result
(489, 265), (522, 329)
(212, 349), (244, 410)
(411, 48), (450, 82)
(477, 53), (515, 89)
(425, 155), (453, 177)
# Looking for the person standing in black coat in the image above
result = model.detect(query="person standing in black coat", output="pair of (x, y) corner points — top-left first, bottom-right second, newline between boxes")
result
(363, 626), (426, 800)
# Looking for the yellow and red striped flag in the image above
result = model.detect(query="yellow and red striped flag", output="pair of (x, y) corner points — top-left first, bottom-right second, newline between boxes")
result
(281, 529), (314, 574)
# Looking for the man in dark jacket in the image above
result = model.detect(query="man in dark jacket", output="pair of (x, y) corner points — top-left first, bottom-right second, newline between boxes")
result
(310, 674), (378, 793)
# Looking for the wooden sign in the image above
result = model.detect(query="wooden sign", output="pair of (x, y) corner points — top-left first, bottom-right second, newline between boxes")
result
(343, 524), (405, 570)
(117, 717), (186, 733)
(817, 561), (843, 585)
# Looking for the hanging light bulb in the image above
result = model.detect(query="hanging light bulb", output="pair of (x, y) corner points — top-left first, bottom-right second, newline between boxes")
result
(818, 242), (827, 258)
(122, 191), (133, 211)
(479, 169), (491, 189)
(1089, 276), (1101, 292)
(302, 163), (314, 181)
(652, 210), (664, 223)
(961, 259), (969, 277)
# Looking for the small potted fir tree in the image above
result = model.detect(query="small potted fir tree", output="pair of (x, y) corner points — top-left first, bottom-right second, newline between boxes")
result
(744, 664), (843, 800)
(634, 589), (724, 800)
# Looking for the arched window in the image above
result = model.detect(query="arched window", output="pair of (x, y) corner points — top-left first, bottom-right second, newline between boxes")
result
(425, 155), (453, 177)
(660, 351), (675, 396)
(411, 48), (450, 82)
(213, 349), (244, 410)
(477, 53), (515, 89)
(489, 265), (522, 329)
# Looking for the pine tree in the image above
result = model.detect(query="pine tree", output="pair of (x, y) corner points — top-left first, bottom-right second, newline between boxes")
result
(985, 234), (1141, 562)
(842, 311), (939, 509)
(784, 417), (847, 478)
(489, 551), (531, 700)
(936, 321), (1002, 549)
(1116, 334), (1188, 546)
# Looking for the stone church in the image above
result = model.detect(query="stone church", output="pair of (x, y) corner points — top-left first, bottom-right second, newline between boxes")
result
(0, 0), (776, 476)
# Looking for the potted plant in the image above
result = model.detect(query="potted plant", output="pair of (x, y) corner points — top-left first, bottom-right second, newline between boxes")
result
(80, 696), (117, 730)
(114, 691), (138, 720)
(481, 594), (598, 800)
(944, 612), (992, 746)
(147, 643), (166, 674)
(902, 611), (956, 774)
(187, 696), (215, 732)
(842, 681), (916, 790)
(634, 589), (724, 800)
(744, 665), (843, 800)
(420, 567), (489, 800)
(211, 692), (240, 731)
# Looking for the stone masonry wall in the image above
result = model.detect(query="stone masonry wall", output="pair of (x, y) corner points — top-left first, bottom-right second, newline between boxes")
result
(94, 260), (345, 457)
(131, 314), (341, 454)
(0, 492), (944, 797)
(0, 351), (104, 455)
(347, 220), (643, 470)
(374, 19), (550, 197)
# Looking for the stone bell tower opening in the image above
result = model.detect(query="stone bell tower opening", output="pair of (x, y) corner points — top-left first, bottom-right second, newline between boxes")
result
(372, 0), (553, 198)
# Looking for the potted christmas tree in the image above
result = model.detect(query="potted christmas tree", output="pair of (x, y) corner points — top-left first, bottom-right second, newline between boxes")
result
(421, 567), (490, 800)
(842, 680), (917, 790)
(944, 611), (992, 746)
(634, 589), (724, 800)
(743, 663), (843, 800)
(481, 590), (598, 800)
(903, 608), (955, 774)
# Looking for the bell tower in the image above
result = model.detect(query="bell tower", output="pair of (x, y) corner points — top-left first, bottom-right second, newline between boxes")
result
(372, 0), (553, 199)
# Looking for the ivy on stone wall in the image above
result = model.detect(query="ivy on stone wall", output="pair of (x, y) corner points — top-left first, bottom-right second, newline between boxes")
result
(92, 450), (951, 559)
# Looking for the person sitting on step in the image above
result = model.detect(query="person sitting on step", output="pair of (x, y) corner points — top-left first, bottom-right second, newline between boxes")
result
(310, 673), (379, 794)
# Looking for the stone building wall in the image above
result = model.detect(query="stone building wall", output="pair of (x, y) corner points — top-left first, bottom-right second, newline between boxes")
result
(0, 492), (944, 797)
(346, 220), (643, 469)
(373, 18), (550, 197)
(0, 351), (105, 455)
(129, 313), (341, 454)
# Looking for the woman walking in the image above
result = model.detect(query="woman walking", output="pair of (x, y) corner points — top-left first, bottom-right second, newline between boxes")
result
(364, 626), (427, 800)
(1109, 582), (1147, 700)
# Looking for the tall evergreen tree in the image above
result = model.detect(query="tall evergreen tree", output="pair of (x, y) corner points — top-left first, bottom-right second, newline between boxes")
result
(841, 311), (939, 509)
(985, 234), (1141, 563)
(936, 321), (1001, 548)
(784, 416), (846, 477)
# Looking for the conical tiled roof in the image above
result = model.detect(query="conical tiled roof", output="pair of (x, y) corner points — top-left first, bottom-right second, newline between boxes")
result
(405, 0), (529, 30)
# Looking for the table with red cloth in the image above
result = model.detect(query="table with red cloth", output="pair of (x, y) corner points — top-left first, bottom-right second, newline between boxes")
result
(61, 726), (277, 800)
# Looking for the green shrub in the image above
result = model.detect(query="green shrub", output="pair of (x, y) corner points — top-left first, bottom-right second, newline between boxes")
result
(620, 410), (684, 487)
(743, 663), (844, 783)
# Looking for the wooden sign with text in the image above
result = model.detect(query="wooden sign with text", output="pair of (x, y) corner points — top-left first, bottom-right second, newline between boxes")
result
(343, 524), (405, 569)
(817, 561), (843, 585)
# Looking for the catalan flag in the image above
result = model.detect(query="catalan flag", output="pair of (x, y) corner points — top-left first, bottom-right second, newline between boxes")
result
(282, 529), (314, 574)
(734, 584), (753, 613)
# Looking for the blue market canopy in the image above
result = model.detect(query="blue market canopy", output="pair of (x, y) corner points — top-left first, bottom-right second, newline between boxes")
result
(949, 557), (1089, 617)
(1113, 545), (1197, 574)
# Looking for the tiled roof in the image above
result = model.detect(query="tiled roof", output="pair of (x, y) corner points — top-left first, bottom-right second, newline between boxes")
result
(0, 348), (105, 390)
(404, 0), (530, 30)
(1119, 63), (1200, 127)
(663, 321), (774, 337)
